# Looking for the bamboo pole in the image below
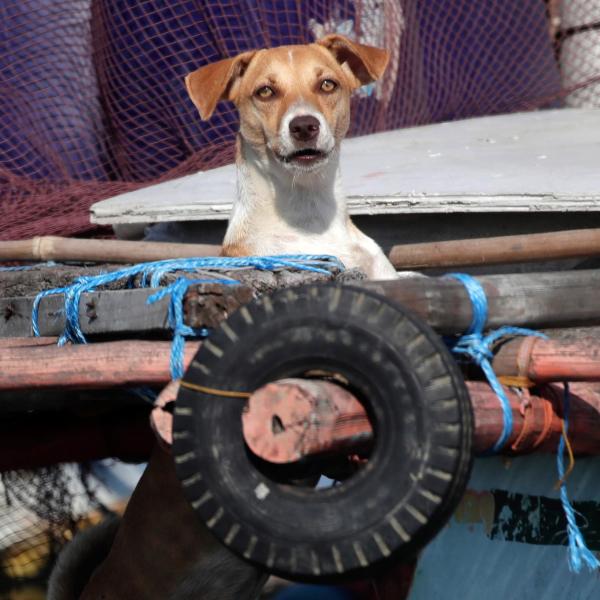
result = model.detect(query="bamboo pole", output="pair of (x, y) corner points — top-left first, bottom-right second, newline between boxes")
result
(0, 236), (220, 264)
(3, 228), (600, 268)
(388, 228), (600, 269)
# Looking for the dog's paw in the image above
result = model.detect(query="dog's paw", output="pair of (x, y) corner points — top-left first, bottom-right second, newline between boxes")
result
(396, 270), (427, 279)
(335, 267), (368, 282)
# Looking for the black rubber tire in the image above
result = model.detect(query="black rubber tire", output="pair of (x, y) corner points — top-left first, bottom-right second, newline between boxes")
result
(173, 284), (473, 580)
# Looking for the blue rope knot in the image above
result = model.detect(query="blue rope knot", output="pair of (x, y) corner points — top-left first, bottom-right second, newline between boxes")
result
(445, 273), (547, 454)
(0, 261), (57, 272)
(447, 272), (599, 574)
(451, 332), (493, 364)
(147, 277), (236, 379)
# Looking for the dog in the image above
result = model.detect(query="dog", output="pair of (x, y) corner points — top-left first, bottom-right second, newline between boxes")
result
(185, 34), (398, 279)
(48, 446), (266, 600)
(48, 36), (400, 600)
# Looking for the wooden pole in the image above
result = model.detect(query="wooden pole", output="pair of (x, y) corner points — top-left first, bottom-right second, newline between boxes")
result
(242, 379), (371, 463)
(388, 228), (600, 269)
(241, 379), (600, 459)
(0, 339), (201, 390)
(0, 236), (221, 264)
(361, 270), (600, 333)
(5, 338), (600, 461)
(3, 228), (600, 269)
(6, 336), (600, 393)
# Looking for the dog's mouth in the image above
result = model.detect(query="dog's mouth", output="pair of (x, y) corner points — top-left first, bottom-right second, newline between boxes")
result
(278, 148), (328, 166)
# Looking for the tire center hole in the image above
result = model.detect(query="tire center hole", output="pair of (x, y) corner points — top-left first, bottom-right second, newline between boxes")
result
(244, 373), (374, 490)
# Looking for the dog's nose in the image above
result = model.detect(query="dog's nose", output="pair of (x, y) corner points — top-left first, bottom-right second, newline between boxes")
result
(289, 115), (320, 142)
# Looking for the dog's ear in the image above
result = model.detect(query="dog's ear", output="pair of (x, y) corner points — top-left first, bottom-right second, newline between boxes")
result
(317, 34), (389, 87)
(185, 50), (257, 120)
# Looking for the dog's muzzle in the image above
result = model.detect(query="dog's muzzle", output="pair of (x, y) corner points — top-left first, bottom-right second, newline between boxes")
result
(279, 147), (328, 165)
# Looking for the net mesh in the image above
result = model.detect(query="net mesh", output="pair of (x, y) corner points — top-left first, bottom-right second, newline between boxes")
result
(0, 464), (108, 593)
(1, 0), (598, 241)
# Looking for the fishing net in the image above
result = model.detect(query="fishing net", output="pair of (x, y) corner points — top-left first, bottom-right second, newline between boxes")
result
(0, 464), (108, 594)
(1, 0), (598, 241)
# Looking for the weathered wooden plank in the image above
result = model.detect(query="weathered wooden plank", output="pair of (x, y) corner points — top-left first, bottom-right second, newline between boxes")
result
(0, 264), (121, 298)
(361, 270), (600, 333)
(0, 267), (347, 338)
(0, 287), (170, 338)
(4, 270), (600, 339)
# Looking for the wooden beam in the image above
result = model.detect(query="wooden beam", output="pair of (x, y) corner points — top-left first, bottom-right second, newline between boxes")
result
(360, 269), (600, 333)
(4, 270), (600, 339)
(0, 287), (169, 338)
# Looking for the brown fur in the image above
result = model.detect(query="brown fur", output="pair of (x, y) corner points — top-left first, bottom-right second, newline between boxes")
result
(72, 447), (265, 599)
(185, 34), (389, 159)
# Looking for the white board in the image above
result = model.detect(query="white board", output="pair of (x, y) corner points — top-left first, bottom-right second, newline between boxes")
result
(91, 108), (600, 225)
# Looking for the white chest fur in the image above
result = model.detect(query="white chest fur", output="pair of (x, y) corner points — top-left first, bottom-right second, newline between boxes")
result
(223, 140), (398, 279)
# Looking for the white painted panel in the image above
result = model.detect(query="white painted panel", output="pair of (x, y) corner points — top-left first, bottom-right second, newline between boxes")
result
(91, 108), (600, 225)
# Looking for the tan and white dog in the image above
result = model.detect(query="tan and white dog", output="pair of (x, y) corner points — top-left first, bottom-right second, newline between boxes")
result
(48, 37), (401, 600)
(186, 34), (398, 279)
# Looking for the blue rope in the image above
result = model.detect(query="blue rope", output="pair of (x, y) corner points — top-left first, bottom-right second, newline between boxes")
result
(128, 386), (159, 406)
(147, 277), (237, 379)
(447, 273), (600, 573)
(32, 286), (69, 338)
(31, 254), (343, 373)
(445, 273), (547, 454)
(557, 383), (600, 573)
(0, 261), (57, 272)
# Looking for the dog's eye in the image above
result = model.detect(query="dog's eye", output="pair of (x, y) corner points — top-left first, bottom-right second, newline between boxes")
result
(320, 79), (337, 93)
(255, 86), (275, 99)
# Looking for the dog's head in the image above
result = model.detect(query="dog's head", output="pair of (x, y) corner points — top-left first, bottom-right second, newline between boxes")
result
(185, 35), (389, 173)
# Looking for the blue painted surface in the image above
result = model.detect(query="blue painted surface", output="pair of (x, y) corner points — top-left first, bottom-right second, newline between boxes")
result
(274, 585), (354, 600)
(409, 455), (600, 600)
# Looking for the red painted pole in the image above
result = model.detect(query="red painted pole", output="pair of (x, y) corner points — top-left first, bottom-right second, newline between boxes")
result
(0, 339), (201, 390)
(493, 336), (600, 382)
(241, 379), (600, 460)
